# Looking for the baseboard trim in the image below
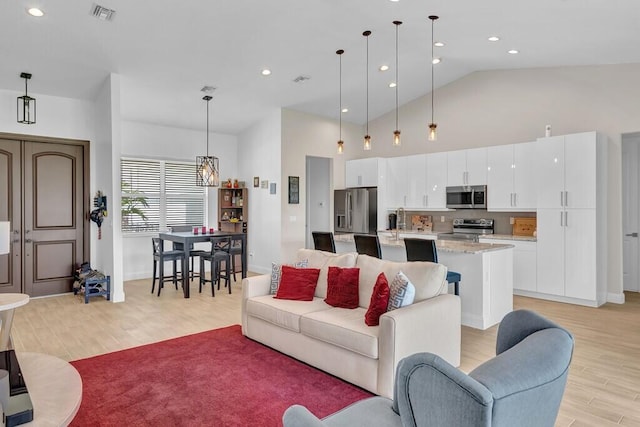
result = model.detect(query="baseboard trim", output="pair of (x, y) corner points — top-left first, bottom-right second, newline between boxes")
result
(607, 292), (625, 304)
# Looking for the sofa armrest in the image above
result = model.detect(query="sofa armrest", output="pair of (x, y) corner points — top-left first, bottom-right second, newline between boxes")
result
(377, 293), (461, 398)
(282, 405), (326, 427)
(241, 274), (272, 335)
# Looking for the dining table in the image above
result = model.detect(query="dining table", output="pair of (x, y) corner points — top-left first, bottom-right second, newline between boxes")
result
(158, 230), (247, 298)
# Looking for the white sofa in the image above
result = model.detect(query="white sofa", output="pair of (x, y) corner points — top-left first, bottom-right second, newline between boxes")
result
(241, 249), (461, 399)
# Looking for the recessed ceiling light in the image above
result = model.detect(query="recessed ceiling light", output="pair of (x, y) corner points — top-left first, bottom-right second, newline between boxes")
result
(341, 108), (349, 113)
(389, 82), (397, 88)
(389, 0), (400, 2)
(379, 65), (389, 72)
(508, 49), (519, 54)
(488, 36), (500, 42)
(432, 58), (441, 65)
(261, 69), (271, 76)
(434, 42), (444, 47)
(27, 7), (44, 17)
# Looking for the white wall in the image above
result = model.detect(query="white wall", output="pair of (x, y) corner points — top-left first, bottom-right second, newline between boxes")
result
(306, 156), (332, 249)
(360, 63), (640, 299)
(120, 120), (239, 280)
(280, 109), (362, 263)
(237, 109), (282, 273)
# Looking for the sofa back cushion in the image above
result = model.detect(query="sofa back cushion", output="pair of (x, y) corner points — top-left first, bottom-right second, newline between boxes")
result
(296, 249), (358, 298)
(356, 254), (447, 308)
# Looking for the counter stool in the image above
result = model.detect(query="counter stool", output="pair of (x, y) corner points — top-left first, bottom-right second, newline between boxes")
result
(403, 237), (461, 296)
(151, 237), (186, 296)
(312, 231), (336, 253)
(228, 235), (244, 282)
(354, 234), (382, 259)
(170, 225), (208, 281)
(199, 236), (231, 296)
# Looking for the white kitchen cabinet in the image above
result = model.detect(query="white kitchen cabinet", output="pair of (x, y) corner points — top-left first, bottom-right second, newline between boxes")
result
(487, 142), (536, 211)
(346, 158), (380, 188)
(425, 152), (448, 209)
(479, 238), (537, 293)
(447, 148), (487, 186)
(537, 132), (597, 209)
(534, 131), (607, 307)
(385, 156), (408, 208)
(406, 154), (427, 208)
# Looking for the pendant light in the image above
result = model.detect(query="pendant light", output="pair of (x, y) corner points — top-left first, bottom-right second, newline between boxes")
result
(196, 95), (220, 187)
(17, 72), (36, 124)
(392, 21), (402, 146)
(428, 15), (439, 141)
(336, 49), (345, 154)
(363, 31), (372, 151)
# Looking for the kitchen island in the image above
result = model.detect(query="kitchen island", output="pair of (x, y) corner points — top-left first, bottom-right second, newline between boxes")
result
(334, 233), (514, 330)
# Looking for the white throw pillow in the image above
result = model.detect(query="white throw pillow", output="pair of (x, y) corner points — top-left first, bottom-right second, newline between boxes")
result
(270, 259), (308, 295)
(387, 271), (416, 311)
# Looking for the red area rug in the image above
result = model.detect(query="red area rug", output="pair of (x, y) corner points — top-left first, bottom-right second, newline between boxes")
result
(70, 325), (372, 426)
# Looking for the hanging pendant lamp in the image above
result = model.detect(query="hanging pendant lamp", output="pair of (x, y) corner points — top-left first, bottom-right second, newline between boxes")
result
(336, 49), (345, 154)
(392, 21), (402, 146)
(196, 95), (220, 187)
(428, 15), (439, 141)
(17, 72), (36, 124)
(363, 30), (372, 151)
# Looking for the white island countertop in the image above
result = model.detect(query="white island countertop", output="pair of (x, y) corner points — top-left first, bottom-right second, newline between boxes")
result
(335, 233), (514, 254)
(479, 234), (537, 242)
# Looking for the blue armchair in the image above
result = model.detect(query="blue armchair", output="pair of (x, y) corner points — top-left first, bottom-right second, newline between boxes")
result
(283, 309), (574, 427)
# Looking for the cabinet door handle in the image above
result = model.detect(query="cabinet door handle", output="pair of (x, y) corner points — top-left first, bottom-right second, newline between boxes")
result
(560, 211), (563, 227)
(513, 193), (517, 207)
(560, 191), (564, 207)
(565, 211), (568, 227)
(565, 191), (568, 207)
(425, 194), (428, 206)
(404, 195), (407, 206)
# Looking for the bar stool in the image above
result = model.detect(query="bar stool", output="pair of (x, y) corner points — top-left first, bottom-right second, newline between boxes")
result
(151, 237), (186, 296)
(228, 235), (244, 282)
(354, 234), (382, 259)
(170, 225), (208, 281)
(312, 231), (336, 253)
(403, 238), (461, 296)
(199, 236), (231, 296)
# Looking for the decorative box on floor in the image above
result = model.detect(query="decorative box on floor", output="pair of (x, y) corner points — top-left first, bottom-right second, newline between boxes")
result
(73, 263), (111, 304)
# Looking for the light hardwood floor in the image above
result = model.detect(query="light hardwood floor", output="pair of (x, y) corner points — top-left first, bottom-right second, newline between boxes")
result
(10, 278), (640, 427)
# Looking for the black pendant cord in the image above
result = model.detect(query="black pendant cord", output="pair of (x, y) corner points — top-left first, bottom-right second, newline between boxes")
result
(431, 18), (435, 125)
(395, 23), (399, 131)
(339, 52), (342, 142)
(365, 31), (370, 137)
(206, 99), (209, 157)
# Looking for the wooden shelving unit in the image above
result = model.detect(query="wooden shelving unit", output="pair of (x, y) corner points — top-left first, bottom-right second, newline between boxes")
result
(218, 188), (248, 234)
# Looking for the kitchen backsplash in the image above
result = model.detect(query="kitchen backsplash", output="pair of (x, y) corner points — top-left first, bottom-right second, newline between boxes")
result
(396, 210), (536, 235)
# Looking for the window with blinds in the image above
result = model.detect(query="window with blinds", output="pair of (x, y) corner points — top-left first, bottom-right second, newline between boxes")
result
(121, 158), (205, 233)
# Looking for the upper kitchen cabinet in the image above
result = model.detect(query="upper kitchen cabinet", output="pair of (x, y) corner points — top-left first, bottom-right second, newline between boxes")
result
(447, 147), (488, 186)
(425, 152), (448, 209)
(537, 132), (599, 209)
(487, 142), (536, 211)
(345, 158), (381, 188)
(385, 156), (409, 208)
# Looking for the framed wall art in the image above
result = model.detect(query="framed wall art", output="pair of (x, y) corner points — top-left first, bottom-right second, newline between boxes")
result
(288, 176), (299, 204)
(253, 176), (260, 187)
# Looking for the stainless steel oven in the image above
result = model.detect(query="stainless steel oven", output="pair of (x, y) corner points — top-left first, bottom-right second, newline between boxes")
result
(446, 185), (487, 209)
(438, 218), (494, 242)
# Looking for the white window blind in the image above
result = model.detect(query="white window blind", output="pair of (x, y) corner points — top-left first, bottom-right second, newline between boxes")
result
(121, 158), (205, 233)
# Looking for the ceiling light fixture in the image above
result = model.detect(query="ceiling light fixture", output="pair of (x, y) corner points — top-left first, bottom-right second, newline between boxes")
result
(27, 8), (44, 17)
(393, 20), (402, 147)
(488, 36), (500, 42)
(196, 96), (220, 187)
(341, 108), (349, 113)
(389, 82), (397, 88)
(261, 69), (271, 76)
(508, 49), (519, 54)
(432, 58), (441, 65)
(363, 30), (372, 151)
(428, 15), (439, 142)
(379, 65), (389, 72)
(434, 41), (444, 47)
(17, 72), (36, 124)
(336, 49), (345, 155)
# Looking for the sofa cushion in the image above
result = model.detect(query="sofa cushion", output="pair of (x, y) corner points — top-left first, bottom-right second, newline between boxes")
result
(274, 266), (321, 301)
(325, 266), (360, 309)
(387, 271), (416, 311)
(355, 255), (446, 307)
(365, 273), (390, 326)
(296, 249), (358, 299)
(270, 259), (309, 295)
(246, 295), (330, 333)
(300, 307), (379, 359)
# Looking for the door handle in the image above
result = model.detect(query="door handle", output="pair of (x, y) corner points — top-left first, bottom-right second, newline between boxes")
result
(25, 239), (33, 243)
(626, 232), (639, 237)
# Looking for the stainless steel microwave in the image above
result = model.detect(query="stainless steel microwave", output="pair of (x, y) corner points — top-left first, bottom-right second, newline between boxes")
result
(446, 185), (487, 209)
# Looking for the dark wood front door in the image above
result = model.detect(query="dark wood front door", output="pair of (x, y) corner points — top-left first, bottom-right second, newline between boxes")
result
(0, 139), (21, 293)
(0, 137), (87, 296)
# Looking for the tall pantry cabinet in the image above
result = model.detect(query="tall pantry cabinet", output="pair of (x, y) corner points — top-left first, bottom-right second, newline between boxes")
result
(535, 131), (607, 306)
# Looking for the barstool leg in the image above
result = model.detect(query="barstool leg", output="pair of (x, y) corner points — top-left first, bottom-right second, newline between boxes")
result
(152, 260), (157, 294)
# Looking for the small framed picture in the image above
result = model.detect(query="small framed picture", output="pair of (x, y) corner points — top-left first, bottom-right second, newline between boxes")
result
(261, 180), (269, 189)
(288, 176), (299, 204)
(270, 182), (277, 195)
(253, 176), (260, 188)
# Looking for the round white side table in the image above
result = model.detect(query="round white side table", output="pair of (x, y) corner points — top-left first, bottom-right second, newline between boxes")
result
(0, 294), (29, 351)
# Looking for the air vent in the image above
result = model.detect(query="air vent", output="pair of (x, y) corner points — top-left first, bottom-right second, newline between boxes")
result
(200, 86), (217, 94)
(292, 75), (311, 83)
(91, 4), (116, 21)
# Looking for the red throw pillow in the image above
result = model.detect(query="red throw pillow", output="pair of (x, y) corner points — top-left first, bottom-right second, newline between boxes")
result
(365, 273), (390, 326)
(325, 266), (360, 308)
(274, 265), (321, 301)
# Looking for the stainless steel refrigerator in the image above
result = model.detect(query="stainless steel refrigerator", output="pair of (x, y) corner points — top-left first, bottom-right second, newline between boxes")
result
(334, 188), (377, 235)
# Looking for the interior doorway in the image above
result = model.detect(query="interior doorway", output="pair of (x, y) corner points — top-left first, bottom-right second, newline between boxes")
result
(305, 156), (332, 249)
(0, 134), (89, 296)
(622, 132), (640, 292)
